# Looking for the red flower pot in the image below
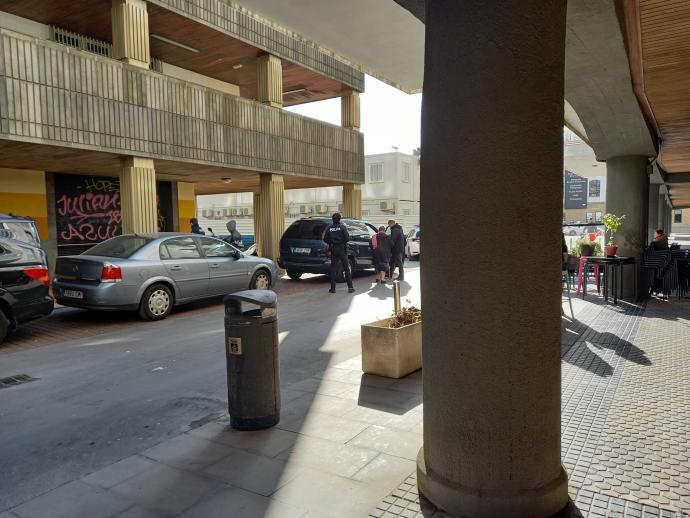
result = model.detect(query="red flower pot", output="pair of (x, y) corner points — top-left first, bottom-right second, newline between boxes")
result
(605, 245), (618, 257)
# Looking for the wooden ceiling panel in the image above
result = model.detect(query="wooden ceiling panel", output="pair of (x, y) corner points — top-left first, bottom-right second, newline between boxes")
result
(0, 0), (347, 106)
(626, 0), (690, 179)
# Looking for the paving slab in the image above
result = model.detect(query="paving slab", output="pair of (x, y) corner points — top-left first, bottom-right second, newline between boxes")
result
(140, 433), (235, 471)
(109, 463), (224, 516)
(11, 480), (131, 518)
(187, 421), (299, 458)
(179, 486), (307, 518)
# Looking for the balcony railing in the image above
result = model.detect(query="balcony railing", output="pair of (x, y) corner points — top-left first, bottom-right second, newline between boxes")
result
(0, 29), (364, 184)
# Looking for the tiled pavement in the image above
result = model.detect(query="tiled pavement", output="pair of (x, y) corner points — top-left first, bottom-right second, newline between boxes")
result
(3, 293), (690, 517)
(372, 297), (690, 518)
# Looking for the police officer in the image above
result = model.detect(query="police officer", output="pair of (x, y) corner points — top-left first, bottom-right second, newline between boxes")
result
(324, 212), (355, 294)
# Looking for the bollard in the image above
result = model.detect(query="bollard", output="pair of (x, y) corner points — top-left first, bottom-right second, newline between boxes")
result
(393, 280), (401, 314)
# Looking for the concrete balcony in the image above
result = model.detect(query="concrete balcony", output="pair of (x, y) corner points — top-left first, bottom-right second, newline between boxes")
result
(0, 28), (364, 190)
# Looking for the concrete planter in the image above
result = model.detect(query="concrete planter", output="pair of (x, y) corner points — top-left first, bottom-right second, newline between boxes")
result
(361, 318), (422, 378)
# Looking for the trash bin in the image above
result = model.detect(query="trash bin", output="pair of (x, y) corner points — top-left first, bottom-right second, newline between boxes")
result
(223, 289), (280, 430)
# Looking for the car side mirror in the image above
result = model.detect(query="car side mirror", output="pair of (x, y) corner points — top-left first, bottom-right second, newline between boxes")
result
(232, 250), (242, 260)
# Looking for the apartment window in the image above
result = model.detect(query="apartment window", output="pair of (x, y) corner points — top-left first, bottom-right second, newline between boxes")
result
(674, 209), (683, 223)
(361, 210), (370, 216)
(369, 162), (383, 183)
(402, 162), (411, 183)
(595, 211), (602, 223)
(588, 179), (601, 198)
(586, 212), (594, 222)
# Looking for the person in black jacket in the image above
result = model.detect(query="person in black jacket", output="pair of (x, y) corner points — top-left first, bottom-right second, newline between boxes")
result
(387, 219), (405, 281)
(190, 218), (205, 235)
(370, 226), (392, 284)
(324, 213), (355, 294)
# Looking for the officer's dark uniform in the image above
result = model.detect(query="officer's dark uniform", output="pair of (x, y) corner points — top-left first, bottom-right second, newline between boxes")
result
(324, 218), (354, 292)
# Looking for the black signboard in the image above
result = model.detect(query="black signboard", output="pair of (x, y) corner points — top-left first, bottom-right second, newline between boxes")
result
(54, 174), (173, 255)
(564, 170), (588, 209)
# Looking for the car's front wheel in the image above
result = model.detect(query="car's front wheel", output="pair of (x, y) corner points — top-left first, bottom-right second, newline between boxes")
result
(250, 269), (271, 289)
(138, 284), (173, 321)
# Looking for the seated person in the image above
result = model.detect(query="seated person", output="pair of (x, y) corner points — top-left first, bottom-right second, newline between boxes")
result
(651, 228), (669, 251)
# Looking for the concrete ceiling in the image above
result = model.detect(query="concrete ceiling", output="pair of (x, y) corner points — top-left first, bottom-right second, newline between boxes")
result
(232, 0), (425, 93)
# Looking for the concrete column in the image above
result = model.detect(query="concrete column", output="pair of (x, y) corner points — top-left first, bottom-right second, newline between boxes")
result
(665, 202), (673, 235)
(416, 2), (568, 517)
(648, 184), (660, 243)
(657, 193), (667, 234)
(342, 184), (362, 219)
(341, 88), (361, 130)
(119, 156), (157, 234)
(257, 174), (284, 263)
(256, 55), (283, 108)
(606, 156), (649, 255)
(253, 192), (263, 256)
(111, 0), (150, 69)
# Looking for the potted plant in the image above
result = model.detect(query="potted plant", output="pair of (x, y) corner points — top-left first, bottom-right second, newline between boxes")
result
(602, 213), (625, 256)
(572, 237), (602, 257)
(361, 305), (421, 378)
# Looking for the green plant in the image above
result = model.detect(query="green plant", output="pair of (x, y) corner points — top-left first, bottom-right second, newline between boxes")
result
(571, 237), (602, 257)
(602, 213), (625, 245)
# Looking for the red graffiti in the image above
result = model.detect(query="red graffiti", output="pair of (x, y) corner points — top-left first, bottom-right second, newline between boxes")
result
(57, 192), (122, 243)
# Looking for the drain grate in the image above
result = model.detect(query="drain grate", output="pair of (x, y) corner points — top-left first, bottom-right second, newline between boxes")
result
(0, 374), (38, 389)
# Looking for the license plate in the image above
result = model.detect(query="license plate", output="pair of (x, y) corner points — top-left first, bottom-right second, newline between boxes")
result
(63, 289), (84, 299)
(293, 247), (311, 254)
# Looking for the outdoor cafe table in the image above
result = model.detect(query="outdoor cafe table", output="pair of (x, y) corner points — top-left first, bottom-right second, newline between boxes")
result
(582, 256), (637, 304)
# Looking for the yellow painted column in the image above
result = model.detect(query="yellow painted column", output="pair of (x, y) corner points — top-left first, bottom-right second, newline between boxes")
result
(112, 0), (150, 69)
(256, 55), (283, 108)
(341, 88), (361, 130)
(119, 157), (157, 234)
(0, 168), (48, 240)
(342, 184), (362, 219)
(253, 192), (263, 256)
(177, 182), (196, 233)
(257, 174), (284, 263)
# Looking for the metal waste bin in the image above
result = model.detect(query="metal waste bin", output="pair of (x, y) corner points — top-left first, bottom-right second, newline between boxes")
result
(223, 289), (280, 430)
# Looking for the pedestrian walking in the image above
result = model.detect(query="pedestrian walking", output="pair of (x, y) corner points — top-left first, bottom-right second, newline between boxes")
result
(370, 226), (392, 284)
(324, 212), (355, 294)
(190, 218), (205, 235)
(226, 220), (243, 248)
(387, 219), (405, 281)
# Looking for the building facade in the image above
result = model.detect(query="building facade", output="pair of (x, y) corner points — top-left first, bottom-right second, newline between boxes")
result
(197, 151), (421, 236)
(563, 131), (607, 224)
(0, 0), (365, 266)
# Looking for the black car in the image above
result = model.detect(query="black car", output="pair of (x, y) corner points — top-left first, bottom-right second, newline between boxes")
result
(278, 217), (377, 280)
(0, 217), (54, 344)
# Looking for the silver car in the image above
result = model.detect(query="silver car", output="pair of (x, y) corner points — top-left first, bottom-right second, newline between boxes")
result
(52, 233), (277, 320)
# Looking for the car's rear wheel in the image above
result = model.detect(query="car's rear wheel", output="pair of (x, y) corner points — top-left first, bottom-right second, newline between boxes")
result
(0, 310), (9, 344)
(250, 269), (271, 289)
(287, 269), (302, 280)
(138, 284), (173, 321)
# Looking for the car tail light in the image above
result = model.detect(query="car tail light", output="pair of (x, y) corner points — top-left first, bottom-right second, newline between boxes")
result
(24, 266), (50, 286)
(101, 264), (122, 283)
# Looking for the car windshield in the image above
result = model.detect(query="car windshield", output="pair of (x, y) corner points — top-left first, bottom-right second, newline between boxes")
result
(84, 235), (152, 258)
(284, 221), (326, 240)
(0, 221), (41, 247)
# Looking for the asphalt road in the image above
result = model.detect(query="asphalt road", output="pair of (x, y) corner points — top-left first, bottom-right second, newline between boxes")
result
(0, 265), (420, 511)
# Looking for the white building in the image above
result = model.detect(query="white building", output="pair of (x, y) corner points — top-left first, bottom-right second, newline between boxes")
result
(197, 151), (421, 237)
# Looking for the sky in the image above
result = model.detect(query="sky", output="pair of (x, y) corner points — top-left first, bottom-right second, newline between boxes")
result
(286, 75), (422, 156)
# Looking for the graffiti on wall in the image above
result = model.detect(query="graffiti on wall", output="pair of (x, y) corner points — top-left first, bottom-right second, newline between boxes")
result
(55, 175), (122, 244)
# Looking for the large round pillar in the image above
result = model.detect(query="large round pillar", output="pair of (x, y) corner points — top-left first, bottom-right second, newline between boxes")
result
(606, 155), (649, 256)
(417, 1), (569, 517)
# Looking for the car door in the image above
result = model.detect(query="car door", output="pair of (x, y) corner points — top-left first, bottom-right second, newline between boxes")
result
(159, 237), (210, 300)
(345, 221), (376, 267)
(197, 237), (247, 295)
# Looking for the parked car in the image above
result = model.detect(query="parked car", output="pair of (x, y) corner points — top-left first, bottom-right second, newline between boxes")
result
(405, 226), (421, 260)
(0, 236), (54, 344)
(0, 213), (46, 258)
(278, 217), (378, 281)
(52, 233), (277, 321)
